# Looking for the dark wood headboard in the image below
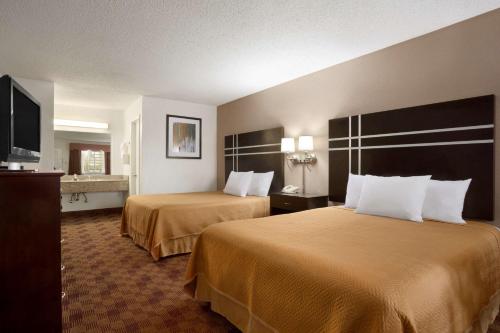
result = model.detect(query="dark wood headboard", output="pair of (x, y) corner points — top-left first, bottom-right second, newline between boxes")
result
(329, 95), (495, 220)
(224, 127), (284, 193)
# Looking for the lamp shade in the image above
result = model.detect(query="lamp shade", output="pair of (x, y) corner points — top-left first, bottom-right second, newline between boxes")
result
(281, 138), (295, 153)
(298, 136), (314, 151)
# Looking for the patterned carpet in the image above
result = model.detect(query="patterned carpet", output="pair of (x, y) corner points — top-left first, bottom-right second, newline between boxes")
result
(62, 211), (499, 333)
(62, 211), (238, 333)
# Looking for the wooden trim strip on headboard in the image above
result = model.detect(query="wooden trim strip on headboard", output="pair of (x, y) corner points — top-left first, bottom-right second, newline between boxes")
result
(328, 95), (495, 220)
(224, 127), (284, 193)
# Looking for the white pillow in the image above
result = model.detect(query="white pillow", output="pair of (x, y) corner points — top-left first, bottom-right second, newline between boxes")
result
(247, 171), (274, 197)
(356, 175), (431, 222)
(344, 174), (365, 208)
(422, 179), (471, 224)
(223, 171), (254, 197)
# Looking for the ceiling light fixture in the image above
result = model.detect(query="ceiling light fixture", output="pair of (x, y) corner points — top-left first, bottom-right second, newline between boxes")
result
(54, 119), (109, 129)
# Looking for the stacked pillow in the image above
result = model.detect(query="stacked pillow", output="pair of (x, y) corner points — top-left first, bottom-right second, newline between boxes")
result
(224, 171), (274, 197)
(422, 179), (471, 224)
(247, 171), (274, 196)
(344, 174), (365, 209)
(223, 171), (254, 197)
(345, 173), (471, 224)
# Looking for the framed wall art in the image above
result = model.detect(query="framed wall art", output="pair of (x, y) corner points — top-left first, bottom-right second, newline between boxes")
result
(166, 115), (202, 159)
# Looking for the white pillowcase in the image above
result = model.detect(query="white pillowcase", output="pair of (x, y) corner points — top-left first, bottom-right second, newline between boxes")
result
(344, 174), (365, 208)
(223, 171), (254, 197)
(422, 179), (471, 224)
(355, 175), (431, 222)
(247, 171), (274, 197)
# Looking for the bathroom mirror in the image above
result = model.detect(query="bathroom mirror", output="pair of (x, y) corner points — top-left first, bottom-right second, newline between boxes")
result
(54, 130), (111, 175)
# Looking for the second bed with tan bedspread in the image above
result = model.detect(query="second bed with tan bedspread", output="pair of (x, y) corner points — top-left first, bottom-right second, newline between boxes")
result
(185, 206), (500, 333)
(121, 191), (269, 260)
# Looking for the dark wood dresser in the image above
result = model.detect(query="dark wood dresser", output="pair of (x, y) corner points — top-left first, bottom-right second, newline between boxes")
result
(0, 171), (63, 332)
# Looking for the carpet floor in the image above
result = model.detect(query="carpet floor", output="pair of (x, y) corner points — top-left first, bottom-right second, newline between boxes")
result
(62, 211), (500, 333)
(62, 211), (238, 333)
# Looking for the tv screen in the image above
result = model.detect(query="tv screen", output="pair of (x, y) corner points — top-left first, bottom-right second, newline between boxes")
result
(12, 85), (40, 154)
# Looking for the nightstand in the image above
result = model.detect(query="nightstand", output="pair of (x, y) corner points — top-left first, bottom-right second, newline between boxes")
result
(270, 193), (329, 215)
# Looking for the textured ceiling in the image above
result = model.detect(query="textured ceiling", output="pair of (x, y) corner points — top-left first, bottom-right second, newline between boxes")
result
(0, 1), (499, 108)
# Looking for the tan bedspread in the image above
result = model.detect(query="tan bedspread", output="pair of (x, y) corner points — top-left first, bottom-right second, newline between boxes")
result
(121, 191), (269, 260)
(185, 207), (500, 333)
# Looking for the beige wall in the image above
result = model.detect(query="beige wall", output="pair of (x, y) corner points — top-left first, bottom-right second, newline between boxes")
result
(140, 96), (217, 195)
(217, 9), (500, 225)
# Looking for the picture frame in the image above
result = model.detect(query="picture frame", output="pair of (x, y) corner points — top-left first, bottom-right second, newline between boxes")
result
(166, 115), (202, 159)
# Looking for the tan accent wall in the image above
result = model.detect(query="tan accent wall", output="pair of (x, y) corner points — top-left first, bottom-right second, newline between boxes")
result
(217, 9), (500, 225)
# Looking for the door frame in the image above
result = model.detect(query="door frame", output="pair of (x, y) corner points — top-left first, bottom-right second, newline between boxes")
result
(129, 117), (141, 195)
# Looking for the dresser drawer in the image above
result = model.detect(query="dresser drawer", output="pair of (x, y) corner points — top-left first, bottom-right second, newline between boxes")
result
(270, 194), (308, 211)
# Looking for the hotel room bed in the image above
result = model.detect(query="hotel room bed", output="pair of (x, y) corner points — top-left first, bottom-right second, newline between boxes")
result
(121, 191), (269, 260)
(185, 207), (500, 333)
(121, 126), (284, 260)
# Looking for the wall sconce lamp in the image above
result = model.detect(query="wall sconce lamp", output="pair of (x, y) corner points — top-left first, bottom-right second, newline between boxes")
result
(281, 136), (317, 165)
(281, 137), (295, 153)
(298, 136), (316, 164)
(281, 136), (317, 194)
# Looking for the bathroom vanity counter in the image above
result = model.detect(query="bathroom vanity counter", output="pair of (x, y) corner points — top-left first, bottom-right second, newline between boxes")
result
(60, 175), (129, 194)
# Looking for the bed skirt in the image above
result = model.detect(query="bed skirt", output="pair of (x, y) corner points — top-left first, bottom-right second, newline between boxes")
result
(187, 273), (500, 333)
(122, 228), (199, 261)
(186, 273), (276, 333)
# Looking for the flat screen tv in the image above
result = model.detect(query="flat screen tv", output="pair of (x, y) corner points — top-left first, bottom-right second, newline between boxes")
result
(0, 75), (41, 163)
